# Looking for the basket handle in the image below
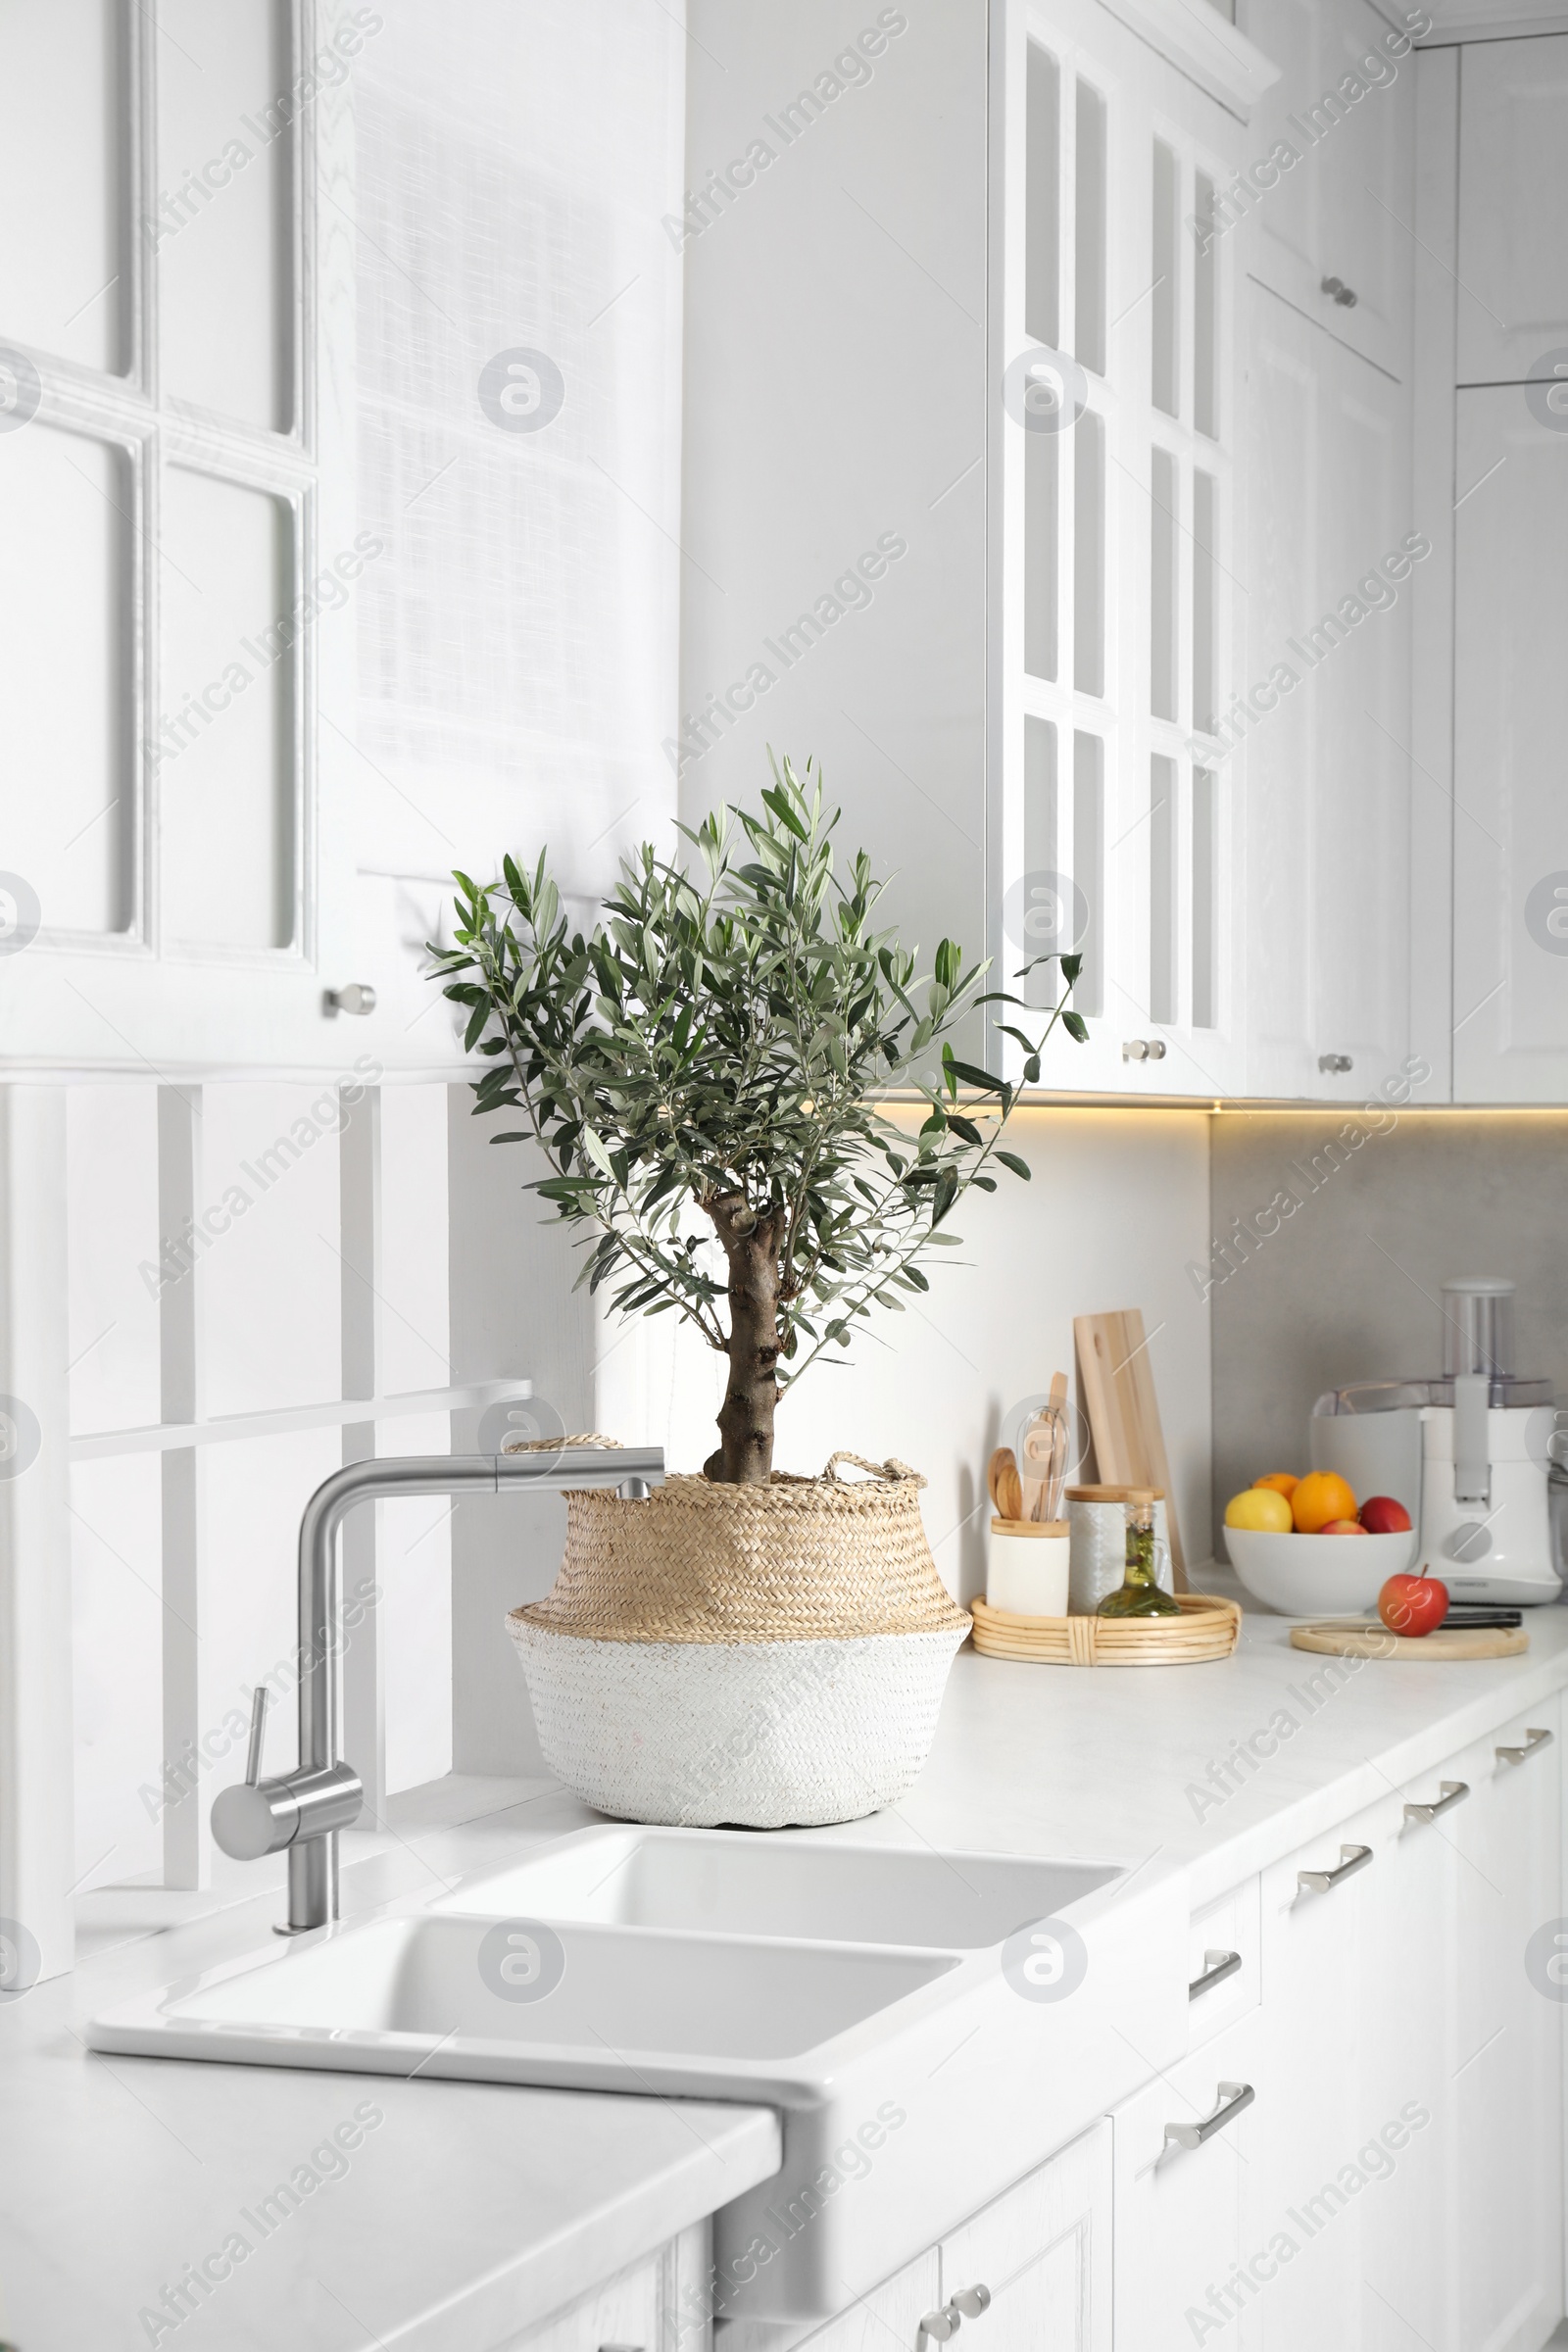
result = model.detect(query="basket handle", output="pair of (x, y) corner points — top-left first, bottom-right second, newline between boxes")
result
(823, 1451), (926, 1489)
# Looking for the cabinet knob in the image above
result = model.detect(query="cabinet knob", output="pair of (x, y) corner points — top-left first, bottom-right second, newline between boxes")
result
(1122, 1038), (1168, 1061)
(949, 2286), (992, 2321)
(1320, 275), (1358, 308)
(1317, 1053), (1352, 1073)
(918, 2312), (960, 2344)
(324, 982), (377, 1017)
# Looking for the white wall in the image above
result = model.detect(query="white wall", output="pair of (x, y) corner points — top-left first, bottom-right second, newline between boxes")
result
(599, 1106), (1216, 1601)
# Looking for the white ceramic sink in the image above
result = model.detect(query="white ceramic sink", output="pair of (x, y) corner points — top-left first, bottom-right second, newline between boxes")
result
(429, 1824), (1121, 1947)
(108, 1912), (956, 2061)
(88, 1829), (1186, 2321)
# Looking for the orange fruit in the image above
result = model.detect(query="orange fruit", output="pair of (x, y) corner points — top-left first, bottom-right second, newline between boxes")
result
(1292, 1470), (1356, 1533)
(1253, 1473), (1299, 1500)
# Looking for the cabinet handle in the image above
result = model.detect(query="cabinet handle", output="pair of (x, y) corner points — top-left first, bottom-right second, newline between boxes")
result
(917, 2286), (991, 2345)
(1320, 275), (1358, 308)
(1189, 1947), (1243, 2001)
(1165, 2081), (1255, 2151)
(1318, 1052), (1353, 1073)
(1496, 1726), (1554, 1765)
(1404, 1779), (1468, 1824)
(1298, 1842), (1372, 1894)
(1122, 1038), (1167, 1061)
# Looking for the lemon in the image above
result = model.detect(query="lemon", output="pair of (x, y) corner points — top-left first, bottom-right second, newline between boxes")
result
(1225, 1486), (1294, 1533)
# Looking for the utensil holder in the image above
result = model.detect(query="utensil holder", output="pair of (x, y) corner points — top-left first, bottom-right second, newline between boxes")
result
(986, 1518), (1070, 1616)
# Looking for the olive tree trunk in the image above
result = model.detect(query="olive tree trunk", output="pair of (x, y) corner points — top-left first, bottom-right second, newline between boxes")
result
(703, 1194), (782, 1484)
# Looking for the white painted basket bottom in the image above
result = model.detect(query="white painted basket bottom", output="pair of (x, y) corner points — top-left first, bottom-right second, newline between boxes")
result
(508, 1619), (967, 1829)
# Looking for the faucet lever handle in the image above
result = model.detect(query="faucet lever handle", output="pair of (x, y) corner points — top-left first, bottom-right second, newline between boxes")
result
(244, 1686), (269, 1786)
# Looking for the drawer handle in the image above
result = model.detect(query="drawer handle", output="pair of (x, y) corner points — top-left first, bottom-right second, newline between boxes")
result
(1298, 1842), (1372, 1894)
(1189, 1947), (1242, 2001)
(1165, 2081), (1255, 2151)
(1497, 1726), (1553, 1765)
(1404, 1779), (1468, 1825)
(1320, 275), (1358, 308)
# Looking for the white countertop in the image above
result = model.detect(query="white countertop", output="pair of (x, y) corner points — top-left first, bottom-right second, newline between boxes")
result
(6, 1575), (1567, 2351)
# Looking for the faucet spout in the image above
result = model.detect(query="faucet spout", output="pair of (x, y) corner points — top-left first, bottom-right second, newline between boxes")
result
(211, 1446), (664, 1934)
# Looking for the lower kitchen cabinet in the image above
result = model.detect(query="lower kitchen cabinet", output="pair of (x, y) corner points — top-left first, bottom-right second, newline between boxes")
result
(514, 2224), (710, 2352)
(937, 2122), (1111, 2352)
(740, 1700), (1564, 2352)
(1253, 1798), (1388, 2340)
(1447, 1694), (1565, 2352)
(1110, 2008), (1265, 2348)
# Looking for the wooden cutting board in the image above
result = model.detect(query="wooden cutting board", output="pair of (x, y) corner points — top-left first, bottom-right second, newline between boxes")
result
(1290, 1620), (1530, 1660)
(1073, 1309), (1186, 1589)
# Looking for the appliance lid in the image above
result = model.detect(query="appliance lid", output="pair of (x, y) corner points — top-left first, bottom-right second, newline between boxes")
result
(1314, 1376), (1554, 1414)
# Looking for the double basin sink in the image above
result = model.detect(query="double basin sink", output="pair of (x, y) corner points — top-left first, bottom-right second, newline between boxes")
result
(89, 1827), (1187, 2319)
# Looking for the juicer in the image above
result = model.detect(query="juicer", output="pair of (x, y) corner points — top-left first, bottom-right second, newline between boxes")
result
(1310, 1277), (1563, 1606)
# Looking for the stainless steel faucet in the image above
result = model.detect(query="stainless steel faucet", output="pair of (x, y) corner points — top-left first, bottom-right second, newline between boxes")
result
(211, 1446), (664, 1933)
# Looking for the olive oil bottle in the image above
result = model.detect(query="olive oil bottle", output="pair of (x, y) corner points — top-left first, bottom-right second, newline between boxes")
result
(1097, 1493), (1180, 1617)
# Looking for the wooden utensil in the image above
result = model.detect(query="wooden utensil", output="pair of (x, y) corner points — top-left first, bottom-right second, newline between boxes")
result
(988, 1446), (1022, 1522)
(1019, 1372), (1071, 1523)
(1073, 1310), (1186, 1588)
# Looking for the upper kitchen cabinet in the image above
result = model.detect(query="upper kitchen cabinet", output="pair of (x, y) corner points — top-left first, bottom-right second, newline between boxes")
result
(1233, 0), (1419, 380)
(1237, 277), (1418, 1100)
(0, 0), (363, 1075)
(677, 0), (1261, 1101)
(998, 0), (1252, 1100)
(1450, 386), (1568, 1102)
(1455, 33), (1568, 385)
(1411, 26), (1568, 1102)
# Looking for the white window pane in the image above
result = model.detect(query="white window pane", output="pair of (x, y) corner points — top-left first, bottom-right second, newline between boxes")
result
(1152, 140), (1179, 418)
(1024, 430), (1057, 681)
(1023, 715), (1059, 1010)
(156, 0), (293, 432)
(158, 466), (295, 949)
(1193, 468), (1218, 736)
(1026, 45), (1060, 350)
(1072, 730), (1104, 1017)
(1151, 754), (1177, 1025)
(0, 0), (129, 374)
(1074, 80), (1106, 375)
(1151, 446), (1178, 722)
(1195, 172), (1219, 440)
(1073, 409), (1104, 697)
(1193, 765), (1217, 1029)
(0, 421), (132, 933)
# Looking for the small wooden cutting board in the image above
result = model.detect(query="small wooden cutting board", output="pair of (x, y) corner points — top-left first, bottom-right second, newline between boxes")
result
(1290, 1620), (1530, 1660)
(1073, 1308), (1187, 1589)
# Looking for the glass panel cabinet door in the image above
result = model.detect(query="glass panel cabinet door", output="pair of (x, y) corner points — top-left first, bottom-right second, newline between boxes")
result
(996, 0), (1245, 1097)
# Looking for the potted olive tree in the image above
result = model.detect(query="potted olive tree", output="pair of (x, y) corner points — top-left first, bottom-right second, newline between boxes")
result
(433, 760), (1085, 1825)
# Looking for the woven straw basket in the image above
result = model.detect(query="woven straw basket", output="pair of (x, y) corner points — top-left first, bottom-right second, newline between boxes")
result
(507, 1450), (970, 1828)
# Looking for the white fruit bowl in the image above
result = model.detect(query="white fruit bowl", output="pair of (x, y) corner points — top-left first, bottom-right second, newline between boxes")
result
(1223, 1526), (1417, 1616)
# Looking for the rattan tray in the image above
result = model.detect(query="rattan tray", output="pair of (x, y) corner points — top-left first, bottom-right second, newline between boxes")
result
(970, 1590), (1241, 1666)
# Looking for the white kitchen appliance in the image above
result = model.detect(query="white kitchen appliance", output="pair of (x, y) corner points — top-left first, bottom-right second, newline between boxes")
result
(1310, 1278), (1563, 1606)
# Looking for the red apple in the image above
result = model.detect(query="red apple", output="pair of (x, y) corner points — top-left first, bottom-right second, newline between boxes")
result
(1359, 1494), (1413, 1535)
(1378, 1573), (1449, 1637)
(1320, 1517), (1368, 1535)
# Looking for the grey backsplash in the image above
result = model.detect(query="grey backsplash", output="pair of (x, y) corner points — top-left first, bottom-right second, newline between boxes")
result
(1208, 1112), (1568, 1548)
